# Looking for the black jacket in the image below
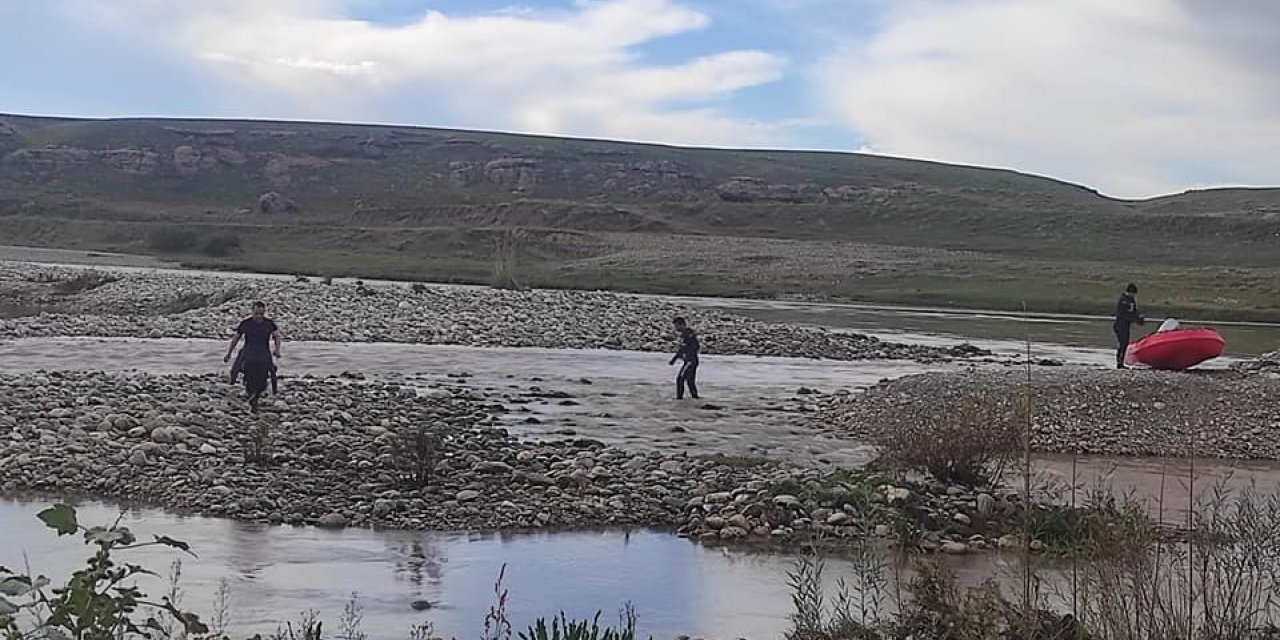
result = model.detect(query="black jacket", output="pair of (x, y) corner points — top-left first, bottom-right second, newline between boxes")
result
(1114, 293), (1141, 328)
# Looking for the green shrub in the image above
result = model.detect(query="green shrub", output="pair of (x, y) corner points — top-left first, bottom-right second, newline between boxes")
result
(519, 607), (640, 640)
(147, 226), (199, 253)
(200, 233), (242, 257)
(0, 504), (208, 640)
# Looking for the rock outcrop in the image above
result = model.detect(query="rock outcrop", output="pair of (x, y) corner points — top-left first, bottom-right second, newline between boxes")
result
(172, 145), (203, 176)
(255, 191), (298, 215)
(484, 158), (540, 192)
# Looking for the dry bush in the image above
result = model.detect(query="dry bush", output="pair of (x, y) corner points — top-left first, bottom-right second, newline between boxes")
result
(1062, 482), (1280, 640)
(872, 389), (1025, 486)
(490, 228), (527, 290)
(391, 425), (444, 488)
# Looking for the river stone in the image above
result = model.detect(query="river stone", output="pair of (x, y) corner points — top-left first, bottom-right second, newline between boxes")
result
(976, 493), (995, 518)
(940, 541), (970, 555)
(953, 512), (972, 526)
(317, 513), (348, 528)
(772, 494), (800, 507)
(199, 443), (217, 455)
(456, 489), (480, 502)
(826, 511), (852, 526)
(883, 487), (911, 504)
(373, 499), (395, 517)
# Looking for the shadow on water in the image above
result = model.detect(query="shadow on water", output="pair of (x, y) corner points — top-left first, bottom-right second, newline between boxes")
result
(0, 497), (854, 639)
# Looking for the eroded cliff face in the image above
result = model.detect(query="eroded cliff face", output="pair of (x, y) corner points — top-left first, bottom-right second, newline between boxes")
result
(0, 115), (965, 213)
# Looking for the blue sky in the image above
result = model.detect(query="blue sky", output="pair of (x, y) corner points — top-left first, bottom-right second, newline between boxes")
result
(2, 0), (1278, 198)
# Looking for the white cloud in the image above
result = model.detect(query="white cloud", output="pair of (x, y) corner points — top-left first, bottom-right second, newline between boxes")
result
(817, 0), (1280, 197)
(49, 0), (786, 147)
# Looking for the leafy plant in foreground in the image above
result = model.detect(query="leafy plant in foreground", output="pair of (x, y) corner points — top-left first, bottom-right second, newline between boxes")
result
(519, 606), (640, 640)
(0, 504), (209, 640)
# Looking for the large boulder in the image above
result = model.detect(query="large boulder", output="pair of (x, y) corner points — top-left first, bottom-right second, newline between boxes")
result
(255, 192), (298, 215)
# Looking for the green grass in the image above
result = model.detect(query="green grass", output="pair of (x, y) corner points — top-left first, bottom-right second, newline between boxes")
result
(7, 212), (1280, 322)
(4, 114), (1280, 321)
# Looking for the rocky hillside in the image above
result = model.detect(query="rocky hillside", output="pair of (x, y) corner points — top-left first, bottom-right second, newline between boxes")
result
(2, 113), (1279, 318)
(3, 113), (1276, 253)
(0, 113), (1102, 209)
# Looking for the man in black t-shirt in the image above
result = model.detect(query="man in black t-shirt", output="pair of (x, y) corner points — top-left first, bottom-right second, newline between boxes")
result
(223, 301), (282, 412)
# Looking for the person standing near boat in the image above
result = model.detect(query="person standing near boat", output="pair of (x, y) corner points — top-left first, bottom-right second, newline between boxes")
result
(224, 301), (282, 412)
(1113, 283), (1144, 369)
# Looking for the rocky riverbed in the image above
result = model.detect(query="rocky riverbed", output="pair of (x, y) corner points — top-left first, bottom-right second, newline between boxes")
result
(0, 262), (989, 362)
(0, 371), (1031, 554)
(818, 367), (1280, 459)
(1235, 349), (1280, 375)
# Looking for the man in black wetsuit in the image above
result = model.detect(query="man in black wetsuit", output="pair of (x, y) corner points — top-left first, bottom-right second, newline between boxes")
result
(223, 301), (282, 412)
(668, 316), (700, 399)
(1113, 283), (1144, 369)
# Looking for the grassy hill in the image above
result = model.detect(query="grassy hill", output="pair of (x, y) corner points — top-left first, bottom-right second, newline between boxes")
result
(2, 113), (1279, 320)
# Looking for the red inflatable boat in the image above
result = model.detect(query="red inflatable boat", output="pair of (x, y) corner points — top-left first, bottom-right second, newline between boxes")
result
(1125, 327), (1225, 370)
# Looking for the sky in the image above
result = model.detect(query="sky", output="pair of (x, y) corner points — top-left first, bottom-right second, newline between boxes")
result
(1, 0), (1277, 198)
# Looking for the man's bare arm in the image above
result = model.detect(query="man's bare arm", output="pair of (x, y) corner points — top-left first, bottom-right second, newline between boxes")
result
(271, 331), (282, 357)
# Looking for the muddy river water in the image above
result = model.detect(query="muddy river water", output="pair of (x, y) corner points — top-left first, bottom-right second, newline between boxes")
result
(3, 283), (1280, 638)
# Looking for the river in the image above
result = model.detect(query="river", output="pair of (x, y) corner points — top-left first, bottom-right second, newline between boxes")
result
(4, 256), (1280, 638)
